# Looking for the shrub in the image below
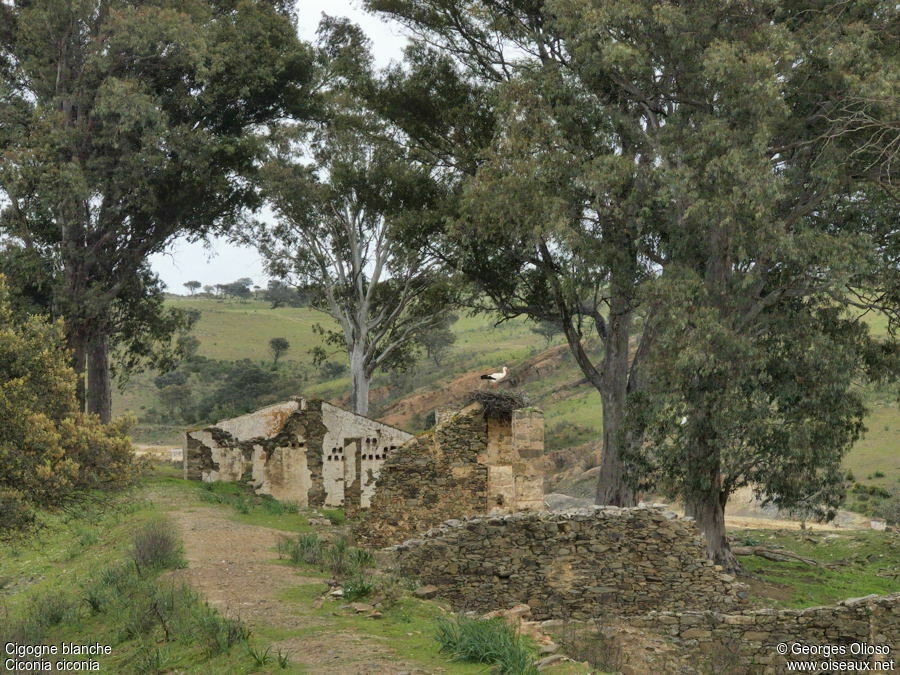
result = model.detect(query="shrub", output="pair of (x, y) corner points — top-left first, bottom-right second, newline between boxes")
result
(348, 547), (375, 572)
(343, 576), (374, 601)
(131, 520), (185, 572)
(435, 615), (538, 675)
(371, 574), (406, 610)
(194, 609), (251, 655)
(261, 496), (296, 515)
(0, 275), (135, 533)
(323, 537), (351, 576)
(321, 509), (345, 525)
(233, 497), (252, 514)
(28, 592), (76, 632)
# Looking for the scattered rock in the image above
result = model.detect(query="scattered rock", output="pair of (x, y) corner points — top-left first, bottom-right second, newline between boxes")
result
(349, 602), (375, 613)
(544, 493), (593, 511)
(534, 654), (566, 670)
(369, 610), (383, 619)
(413, 584), (440, 599)
(539, 642), (559, 655)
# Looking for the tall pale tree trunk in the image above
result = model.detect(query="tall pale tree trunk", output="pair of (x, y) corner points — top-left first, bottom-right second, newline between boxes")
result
(349, 344), (370, 417)
(86, 333), (112, 423)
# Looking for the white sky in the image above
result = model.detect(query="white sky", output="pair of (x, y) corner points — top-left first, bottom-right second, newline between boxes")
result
(148, 0), (409, 293)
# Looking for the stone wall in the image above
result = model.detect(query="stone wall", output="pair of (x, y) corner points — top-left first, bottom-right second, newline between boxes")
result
(352, 403), (545, 547)
(627, 593), (900, 673)
(386, 506), (747, 620)
(183, 398), (412, 508)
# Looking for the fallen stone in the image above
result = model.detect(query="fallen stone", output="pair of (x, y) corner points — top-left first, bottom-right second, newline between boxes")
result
(539, 642), (559, 655)
(535, 654), (566, 670)
(369, 610), (384, 619)
(483, 603), (532, 622)
(349, 603), (375, 613)
(544, 493), (593, 511)
(414, 585), (440, 599)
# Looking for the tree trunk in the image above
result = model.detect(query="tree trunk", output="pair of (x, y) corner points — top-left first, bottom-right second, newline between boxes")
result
(349, 345), (370, 416)
(595, 287), (637, 507)
(86, 333), (112, 423)
(596, 385), (636, 506)
(69, 328), (88, 413)
(684, 446), (741, 574)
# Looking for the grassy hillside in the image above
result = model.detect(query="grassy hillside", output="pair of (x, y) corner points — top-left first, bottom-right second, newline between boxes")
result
(114, 295), (899, 497)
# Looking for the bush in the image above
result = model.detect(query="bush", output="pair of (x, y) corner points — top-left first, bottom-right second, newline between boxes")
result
(348, 547), (375, 571)
(343, 576), (374, 601)
(131, 520), (185, 572)
(194, 609), (251, 655)
(277, 533), (324, 566)
(0, 275), (135, 533)
(371, 574), (406, 609)
(435, 615), (538, 675)
(278, 534), (375, 580)
(321, 508), (345, 525)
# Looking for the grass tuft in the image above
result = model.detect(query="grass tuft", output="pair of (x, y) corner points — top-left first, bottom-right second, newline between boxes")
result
(435, 615), (538, 675)
(131, 519), (185, 572)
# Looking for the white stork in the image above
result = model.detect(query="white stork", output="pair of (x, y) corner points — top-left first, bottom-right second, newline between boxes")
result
(480, 366), (509, 384)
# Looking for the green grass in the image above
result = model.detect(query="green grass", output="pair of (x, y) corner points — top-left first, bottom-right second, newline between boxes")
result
(0, 493), (281, 674)
(272, 584), (590, 674)
(845, 403), (900, 490)
(435, 614), (539, 674)
(275, 584), (496, 674)
(738, 529), (900, 608)
(114, 295), (898, 501)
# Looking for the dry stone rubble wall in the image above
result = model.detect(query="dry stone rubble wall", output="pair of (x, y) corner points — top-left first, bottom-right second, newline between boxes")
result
(388, 505), (747, 620)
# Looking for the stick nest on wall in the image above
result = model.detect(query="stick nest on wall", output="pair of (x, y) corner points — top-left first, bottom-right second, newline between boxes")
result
(468, 391), (529, 420)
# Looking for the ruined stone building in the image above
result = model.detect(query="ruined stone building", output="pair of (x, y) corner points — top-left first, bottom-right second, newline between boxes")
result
(353, 399), (545, 546)
(184, 397), (413, 508)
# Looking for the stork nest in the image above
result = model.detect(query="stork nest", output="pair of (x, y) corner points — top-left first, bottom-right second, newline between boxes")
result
(468, 390), (529, 420)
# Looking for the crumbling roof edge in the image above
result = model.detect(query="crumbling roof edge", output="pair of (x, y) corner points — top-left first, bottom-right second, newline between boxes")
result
(317, 400), (414, 437)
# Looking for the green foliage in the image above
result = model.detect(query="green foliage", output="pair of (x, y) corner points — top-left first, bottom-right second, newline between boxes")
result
(343, 575), (375, 601)
(277, 533), (324, 566)
(184, 281), (202, 296)
(264, 280), (310, 309)
(251, 51), (460, 413)
(739, 530), (900, 608)
(530, 320), (562, 348)
(321, 509), (346, 526)
(277, 533), (374, 579)
(0, 276), (136, 533)
(367, 0), (900, 552)
(0, 0), (316, 417)
(434, 615), (538, 675)
(131, 520), (186, 572)
(269, 336), (290, 367)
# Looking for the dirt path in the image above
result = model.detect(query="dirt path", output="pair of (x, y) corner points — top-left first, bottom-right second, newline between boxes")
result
(164, 503), (434, 673)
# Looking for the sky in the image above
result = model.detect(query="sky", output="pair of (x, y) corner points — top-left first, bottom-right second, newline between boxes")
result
(148, 0), (409, 293)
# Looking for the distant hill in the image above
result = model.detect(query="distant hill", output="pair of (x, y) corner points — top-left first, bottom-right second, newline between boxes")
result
(114, 295), (898, 498)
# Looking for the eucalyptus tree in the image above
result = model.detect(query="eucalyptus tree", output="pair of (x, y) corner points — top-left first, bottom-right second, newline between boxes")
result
(367, 0), (899, 568)
(0, 0), (315, 421)
(254, 109), (455, 416)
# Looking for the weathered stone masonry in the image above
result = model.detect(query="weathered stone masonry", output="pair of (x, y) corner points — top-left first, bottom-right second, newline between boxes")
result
(352, 402), (545, 547)
(628, 593), (900, 673)
(184, 397), (412, 508)
(386, 506), (747, 620)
